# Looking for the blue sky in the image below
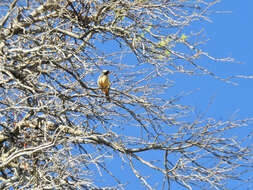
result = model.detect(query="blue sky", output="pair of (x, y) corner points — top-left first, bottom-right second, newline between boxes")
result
(174, 0), (253, 120)
(206, 0), (253, 119)
(179, 1), (253, 189)
(109, 1), (253, 189)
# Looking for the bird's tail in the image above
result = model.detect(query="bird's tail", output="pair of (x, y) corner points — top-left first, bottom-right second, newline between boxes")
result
(104, 89), (111, 102)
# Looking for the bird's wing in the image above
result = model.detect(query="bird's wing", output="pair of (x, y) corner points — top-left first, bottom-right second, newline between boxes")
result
(98, 75), (110, 89)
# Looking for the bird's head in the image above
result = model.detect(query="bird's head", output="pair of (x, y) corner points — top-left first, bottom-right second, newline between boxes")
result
(102, 70), (110, 75)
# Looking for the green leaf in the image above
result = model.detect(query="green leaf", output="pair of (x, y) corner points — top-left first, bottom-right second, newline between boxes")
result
(164, 50), (170, 56)
(180, 34), (187, 42)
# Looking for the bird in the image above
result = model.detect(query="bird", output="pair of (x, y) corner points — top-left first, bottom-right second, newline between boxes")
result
(97, 70), (111, 102)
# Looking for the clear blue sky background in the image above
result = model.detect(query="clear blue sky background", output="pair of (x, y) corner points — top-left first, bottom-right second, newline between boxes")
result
(170, 2), (253, 188)
(106, 1), (253, 189)
(198, 0), (253, 119)
(173, 0), (253, 120)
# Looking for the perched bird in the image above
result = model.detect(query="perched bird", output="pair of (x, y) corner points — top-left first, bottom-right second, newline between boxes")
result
(97, 70), (110, 102)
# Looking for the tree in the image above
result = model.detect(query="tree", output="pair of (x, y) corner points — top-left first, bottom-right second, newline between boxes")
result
(0, 0), (252, 189)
